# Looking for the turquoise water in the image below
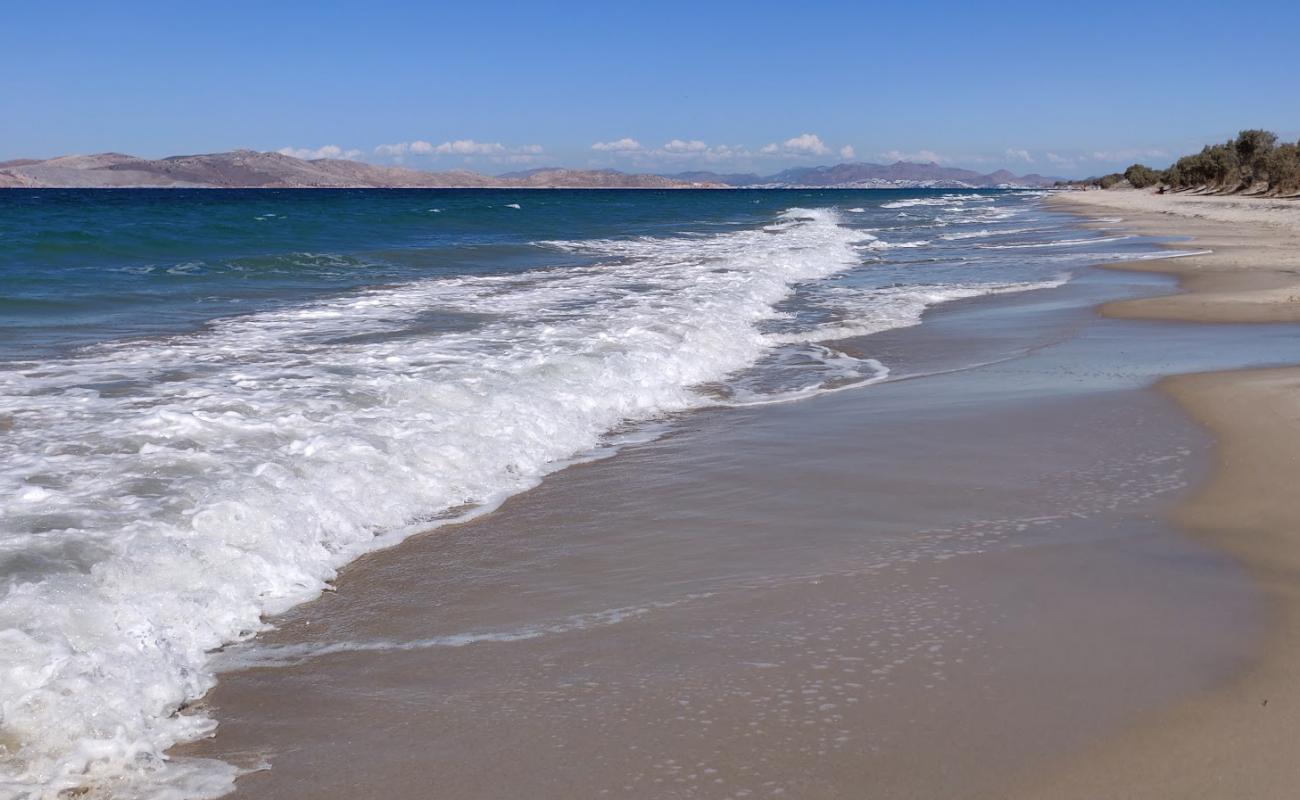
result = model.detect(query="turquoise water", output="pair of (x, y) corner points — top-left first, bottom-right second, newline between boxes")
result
(0, 188), (1181, 798)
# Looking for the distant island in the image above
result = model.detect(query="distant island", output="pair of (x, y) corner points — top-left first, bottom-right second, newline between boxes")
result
(0, 150), (1060, 190)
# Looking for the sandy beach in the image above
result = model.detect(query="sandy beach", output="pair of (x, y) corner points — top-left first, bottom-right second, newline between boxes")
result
(170, 191), (1300, 799)
(10, 5), (1300, 798)
(1009, 189), (1300, 798)
(1063, 192), (1300, 324)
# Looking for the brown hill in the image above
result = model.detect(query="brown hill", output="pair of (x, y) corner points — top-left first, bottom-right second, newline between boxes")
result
(0, 150), (722, 189)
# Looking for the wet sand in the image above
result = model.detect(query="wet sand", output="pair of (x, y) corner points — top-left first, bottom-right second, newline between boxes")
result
(177, 214), (1300, 800)
(1000, 191), (1300, 797)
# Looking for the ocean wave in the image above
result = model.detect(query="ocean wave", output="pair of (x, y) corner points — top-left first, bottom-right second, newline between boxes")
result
(0, 207), (870, 798)
(880, 197), (962, 209)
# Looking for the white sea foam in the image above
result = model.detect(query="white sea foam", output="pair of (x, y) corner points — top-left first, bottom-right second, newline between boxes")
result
(881, 194), (992, 210)
(1033, 248), (1211, 265)
(941, 207), (1022, 225)
(864, 239), (931, 250)
(881, 197), (960, 209)
(770, 275), (1072, 343)
(938, 227), (1036, 241)
(213, 593), (715, 671)
(980, 235), (1132, 249)
(0, 208), (873, 798)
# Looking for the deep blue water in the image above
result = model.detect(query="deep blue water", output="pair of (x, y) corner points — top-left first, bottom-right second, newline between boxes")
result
(0, 188), (1155, 360)
(0, 188), (825, 358)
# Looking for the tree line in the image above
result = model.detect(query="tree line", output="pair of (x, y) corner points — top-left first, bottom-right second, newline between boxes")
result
(1057, 129), (1300, 196)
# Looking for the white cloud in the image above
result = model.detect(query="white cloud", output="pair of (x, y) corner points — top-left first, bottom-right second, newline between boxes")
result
(839, 145), (856, 160)
(374, 140), (433, 157)
(278, 144), (361, 161)
(662, 139), (709, 153)
(654, 141), (752, 162)
(1005, 148), (1034, 163)
(374, 139), (543, 161)
(699, 144), (750, 161)
(591, 137), (643, 152)
(434, 139), (506, 155)
(880, 149), (948, 164)
(757, 134), (831, 158)
(781, 133), (830, 156)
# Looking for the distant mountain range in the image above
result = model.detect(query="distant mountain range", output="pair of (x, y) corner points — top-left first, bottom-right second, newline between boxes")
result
(667, 162), (1060, 188)
(0, 150), (1059, 189)
(0, 152), (722, 190)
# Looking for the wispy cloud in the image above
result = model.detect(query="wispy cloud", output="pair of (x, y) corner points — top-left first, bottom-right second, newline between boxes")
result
(662, 139), (709, 154)
(880, 149), (948, 164)
(591, 133), (854, 165)
(591, 137), (642, 152)
(1088, 148), (1169, 163)
(1044, 152), (1076, 168)
(433, 139), (507, 155)
(374, 140), (434, 157)
(278, 144), (361, 161)
(374, 139), (544, 163)
(594, 138), (754, 163)
(1004, 148), (1034, 163)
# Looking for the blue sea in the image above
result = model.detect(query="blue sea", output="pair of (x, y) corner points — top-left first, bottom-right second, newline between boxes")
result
(0, 188), (1185, 797)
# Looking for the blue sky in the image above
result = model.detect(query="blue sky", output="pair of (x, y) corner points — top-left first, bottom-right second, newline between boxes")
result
(4, 0), (1299, 177)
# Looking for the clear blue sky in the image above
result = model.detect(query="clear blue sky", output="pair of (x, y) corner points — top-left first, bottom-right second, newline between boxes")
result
(4, 0), (1298, 177)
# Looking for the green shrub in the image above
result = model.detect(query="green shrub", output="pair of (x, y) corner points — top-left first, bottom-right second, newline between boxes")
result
(1234, 129), (1278, 186)
(1266, 143), (1300, 195)
(1067, 131), (1293, 195)
(1166, 143), (1241, 190)
(1124, 163), (1161, 188)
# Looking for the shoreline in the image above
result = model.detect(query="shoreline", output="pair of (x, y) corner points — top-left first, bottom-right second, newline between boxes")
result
(176, 199), (1294, 798)
(1060, 190), (1300, 324)
(1016, 190), (1300, 796)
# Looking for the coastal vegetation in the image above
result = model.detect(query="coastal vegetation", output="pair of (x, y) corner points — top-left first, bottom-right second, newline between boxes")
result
(1059, 129), (1300, 196)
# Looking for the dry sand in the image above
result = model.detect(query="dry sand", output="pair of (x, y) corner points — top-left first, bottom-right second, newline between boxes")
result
(1017, 190), (1300, 798)
(1060, 190), (1300, 323)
